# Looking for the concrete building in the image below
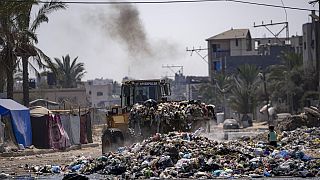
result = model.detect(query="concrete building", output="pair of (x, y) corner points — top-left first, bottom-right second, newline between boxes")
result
(302, 23), (317, 72)
(206, 28), (302, 80)
(85, 78), (121, 107)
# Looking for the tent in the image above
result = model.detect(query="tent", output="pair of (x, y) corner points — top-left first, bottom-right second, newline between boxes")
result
(30, 106), (51, 148)
(30, 106), (70, 149)
(0, 99), (32, 147)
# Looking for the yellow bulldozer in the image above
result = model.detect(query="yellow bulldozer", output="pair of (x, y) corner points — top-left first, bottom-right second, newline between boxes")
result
(102, 79), (171, 153)
(101, 79), (215, 154)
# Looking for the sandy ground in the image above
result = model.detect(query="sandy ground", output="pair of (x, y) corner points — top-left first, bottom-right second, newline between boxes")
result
(0, 122), (268, 177)
(0, 125), (105, 177)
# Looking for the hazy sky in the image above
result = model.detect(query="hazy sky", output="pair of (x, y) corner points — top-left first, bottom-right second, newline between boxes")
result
(34, 0), (319, 82)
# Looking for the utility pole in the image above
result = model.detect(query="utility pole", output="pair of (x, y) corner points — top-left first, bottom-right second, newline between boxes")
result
(254, 21), (290, 45)
(254, 20), (291, 112)
(186, 47), (208, 64)
(161, 65), (184, 77)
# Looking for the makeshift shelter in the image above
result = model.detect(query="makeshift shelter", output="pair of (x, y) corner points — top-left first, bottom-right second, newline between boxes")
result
(30, 106), (51, 148)
(0, 99), (32, 147)
(30, 106), (70, 149)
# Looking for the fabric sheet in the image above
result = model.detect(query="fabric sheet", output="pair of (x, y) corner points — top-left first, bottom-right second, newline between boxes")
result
(30, 116), (50, 149)
(48, 115), (70, 149)
(69, 115), (80, 145)
(60, 115), (74, 145)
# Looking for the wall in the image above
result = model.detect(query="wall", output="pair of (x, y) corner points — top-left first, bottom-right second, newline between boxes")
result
(13, 88), (89, 108)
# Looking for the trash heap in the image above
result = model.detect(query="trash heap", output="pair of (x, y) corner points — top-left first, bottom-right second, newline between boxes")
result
(129, 101), (215, 136)
(37, 127), (320, 179)
(278, 106), (320, 131)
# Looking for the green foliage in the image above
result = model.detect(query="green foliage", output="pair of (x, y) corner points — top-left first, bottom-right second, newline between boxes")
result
(267, 51), (306, 112)
(0, 0), (66, 99)
(229, 64), (261, 114)
(47, 54), (86, 88)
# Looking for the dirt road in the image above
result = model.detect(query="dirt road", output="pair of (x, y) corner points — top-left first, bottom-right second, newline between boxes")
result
(0, 125), (105, 177)
(0, 145), (101, 177)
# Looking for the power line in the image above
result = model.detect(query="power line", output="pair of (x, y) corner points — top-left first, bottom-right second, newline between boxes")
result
(2, 0), (319, 12)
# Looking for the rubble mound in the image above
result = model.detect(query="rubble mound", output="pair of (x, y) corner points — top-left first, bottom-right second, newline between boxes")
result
(26, 127), (320, 179)
(277, 107), (320, 131)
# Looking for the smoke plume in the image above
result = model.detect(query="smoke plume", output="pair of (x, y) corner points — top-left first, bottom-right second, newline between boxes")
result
(99, 4), (153, 59)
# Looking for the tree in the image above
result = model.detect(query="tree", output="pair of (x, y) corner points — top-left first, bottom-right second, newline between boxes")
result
(0, 1), (22, 99)
(267, 52), (304, 112)
(17, 0), (66, 106)
(48, 55), (86, 88)
(229, 64), (261, 115)
(0, 0), (66, 103)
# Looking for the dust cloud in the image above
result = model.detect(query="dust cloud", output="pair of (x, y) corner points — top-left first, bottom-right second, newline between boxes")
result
(84, 3), (181, 79)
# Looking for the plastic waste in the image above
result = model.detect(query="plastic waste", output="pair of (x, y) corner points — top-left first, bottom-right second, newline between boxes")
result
(51, 165), (61, 173)
(71, 164), (82, 172)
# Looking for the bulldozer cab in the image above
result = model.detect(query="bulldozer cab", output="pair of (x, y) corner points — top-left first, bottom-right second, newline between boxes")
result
(121, 79), (171, 107)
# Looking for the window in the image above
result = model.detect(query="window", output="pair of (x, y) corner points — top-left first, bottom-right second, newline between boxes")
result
(235, 39), (239, 46)
(311, 40), (315, 49)
(97, 92), (103, 96)
(89, 91), (91, 95)
(304, 42), (306, 50)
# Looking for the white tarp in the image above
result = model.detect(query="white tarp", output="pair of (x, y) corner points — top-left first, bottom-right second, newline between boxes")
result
(69, 115), (80, 145)
(60, 115), (74, 145)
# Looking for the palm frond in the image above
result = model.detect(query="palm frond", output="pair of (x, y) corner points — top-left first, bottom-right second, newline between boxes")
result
(30, 0), (67, 32)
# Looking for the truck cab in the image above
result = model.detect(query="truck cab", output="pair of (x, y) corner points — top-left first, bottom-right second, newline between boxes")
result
(121, 79), (171, 107)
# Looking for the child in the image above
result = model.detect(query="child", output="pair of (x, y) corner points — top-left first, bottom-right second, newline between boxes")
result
(268, 125), (277, 147)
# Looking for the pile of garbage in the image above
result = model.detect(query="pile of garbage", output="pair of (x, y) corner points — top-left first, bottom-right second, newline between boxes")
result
(28, 127), (320, 179)
(129, 101), (215, 136)
(278, 106), (320, 131)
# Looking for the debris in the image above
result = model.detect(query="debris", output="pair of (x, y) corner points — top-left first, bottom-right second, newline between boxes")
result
(278, 107), (320, 131)
(128, 101), (216, 137)
(52, 127), (320, 178)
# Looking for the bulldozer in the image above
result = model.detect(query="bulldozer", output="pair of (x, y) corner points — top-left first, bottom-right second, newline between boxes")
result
(101, 79), (215, 154)
(101, 79), (171, 153)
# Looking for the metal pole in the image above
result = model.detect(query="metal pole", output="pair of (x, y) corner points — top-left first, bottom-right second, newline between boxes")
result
(263, 71), (270, 124)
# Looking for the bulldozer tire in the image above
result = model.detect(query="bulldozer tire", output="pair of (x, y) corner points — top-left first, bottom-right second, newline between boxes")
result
(101, 128), (124, 154)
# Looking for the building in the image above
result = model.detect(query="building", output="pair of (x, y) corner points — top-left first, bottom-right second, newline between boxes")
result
(302, 23), (317, 72)
(206, 28), (302, 80)
(13, 88), (89, 108)
(85, 78), (121, 107)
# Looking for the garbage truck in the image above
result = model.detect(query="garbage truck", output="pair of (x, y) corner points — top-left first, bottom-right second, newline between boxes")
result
(102, 79), (215, 154)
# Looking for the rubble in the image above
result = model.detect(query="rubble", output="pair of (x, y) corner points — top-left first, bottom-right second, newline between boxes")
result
(278, 106), (320, 131)
(26, 127), (320, 179)
(128, 101), (216, 136)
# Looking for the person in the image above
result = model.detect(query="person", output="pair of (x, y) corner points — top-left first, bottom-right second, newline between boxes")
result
(136, 90), (147, 102)
(268, 125), (277, 147)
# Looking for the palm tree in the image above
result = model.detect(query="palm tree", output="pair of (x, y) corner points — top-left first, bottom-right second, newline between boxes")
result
(0, 1), (21, 99)
(229, 64), (261, 115)
(17, 0), (66, 106)
(267, 52), (304, 112)
(0, 1), (66, 102)
(48, 55), (86, 88)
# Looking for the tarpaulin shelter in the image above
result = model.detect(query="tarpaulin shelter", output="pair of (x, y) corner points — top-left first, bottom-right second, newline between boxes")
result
(30, 106), (70, 149)
(0, 99), (32, 147)
(30, 106), (51, 148)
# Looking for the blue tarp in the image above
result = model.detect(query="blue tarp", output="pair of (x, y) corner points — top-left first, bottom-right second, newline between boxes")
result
(0, 99), (32, 147)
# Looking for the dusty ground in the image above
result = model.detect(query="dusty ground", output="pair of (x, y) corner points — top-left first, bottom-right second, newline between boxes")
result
(0, 125), (105, 177)
(0, 145), (101, 177)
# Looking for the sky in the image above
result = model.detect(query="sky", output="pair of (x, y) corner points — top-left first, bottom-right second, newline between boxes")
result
(33, 0), (319, 82)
